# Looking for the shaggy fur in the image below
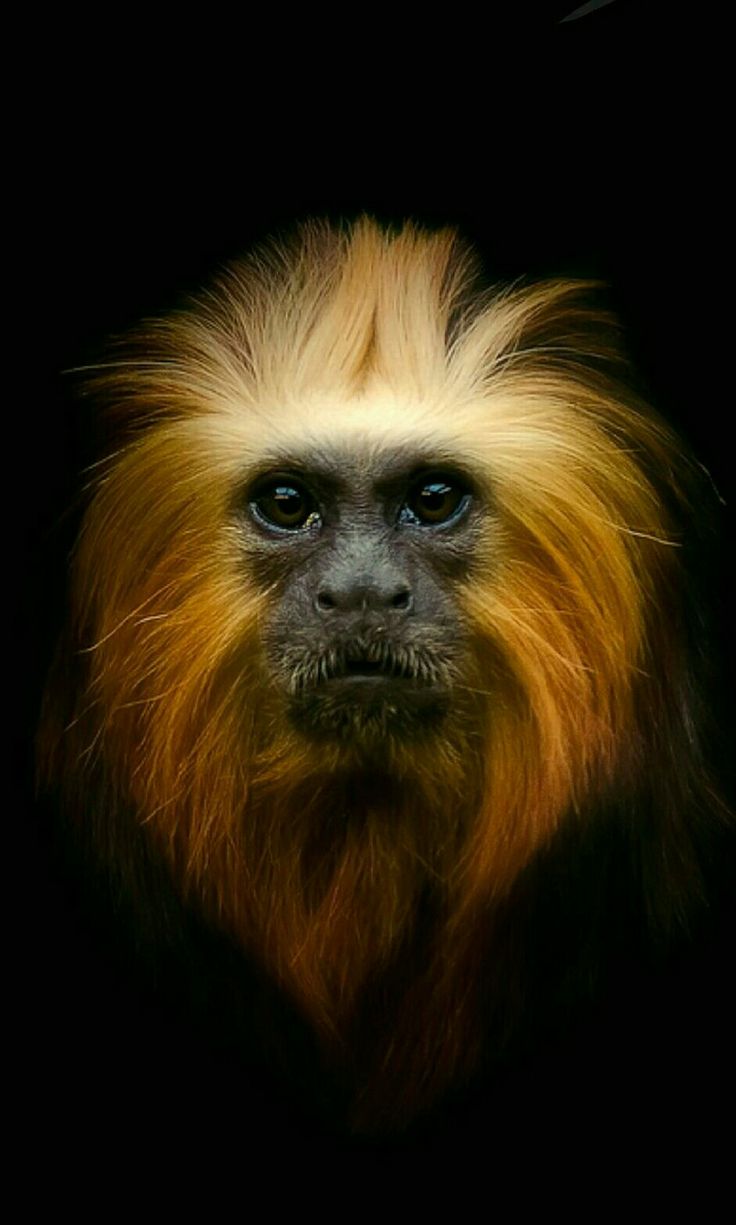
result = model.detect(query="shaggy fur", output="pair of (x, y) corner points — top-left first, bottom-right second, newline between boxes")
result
(39, 218), (729, 1132)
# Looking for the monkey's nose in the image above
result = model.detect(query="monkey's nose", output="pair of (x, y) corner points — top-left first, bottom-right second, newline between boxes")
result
(315, 580), (413, 615)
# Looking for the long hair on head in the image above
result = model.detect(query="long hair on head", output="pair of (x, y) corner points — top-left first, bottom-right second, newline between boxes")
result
(39, 216), (729, 1128)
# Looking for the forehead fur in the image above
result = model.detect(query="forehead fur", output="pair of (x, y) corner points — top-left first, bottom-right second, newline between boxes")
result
(95, 217), (625, 426)
(87, 215), (683, 516)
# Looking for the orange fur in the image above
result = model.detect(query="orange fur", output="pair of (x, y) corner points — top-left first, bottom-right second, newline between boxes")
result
(39, 218), (719, 1128)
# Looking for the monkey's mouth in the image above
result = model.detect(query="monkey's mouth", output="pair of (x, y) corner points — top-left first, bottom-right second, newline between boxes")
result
(281, 640), (452, 743)
(281, 638), (451, 695)
(337, 654), (413, 682)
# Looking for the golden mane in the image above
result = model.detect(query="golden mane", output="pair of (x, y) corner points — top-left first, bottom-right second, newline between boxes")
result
(40, 218), (725, 1129)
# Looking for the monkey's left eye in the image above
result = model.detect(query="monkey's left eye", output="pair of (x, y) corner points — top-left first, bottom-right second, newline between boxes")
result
(400, 477), (470, 526)
(250, 481), (320, 531)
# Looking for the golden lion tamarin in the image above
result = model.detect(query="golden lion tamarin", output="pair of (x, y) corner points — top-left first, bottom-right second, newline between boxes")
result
(39, 217), (731, 1137)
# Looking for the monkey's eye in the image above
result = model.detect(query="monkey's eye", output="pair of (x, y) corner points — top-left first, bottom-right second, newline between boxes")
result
(250, 480), (320, 531)
(400, 476), (470, 526)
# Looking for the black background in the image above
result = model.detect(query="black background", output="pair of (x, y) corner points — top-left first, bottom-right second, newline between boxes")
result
(20, 0), (734, 1191)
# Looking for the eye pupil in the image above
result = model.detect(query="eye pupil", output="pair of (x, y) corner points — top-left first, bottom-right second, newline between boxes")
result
(274, 486), (302, 515)
(421, 484), (450, 511)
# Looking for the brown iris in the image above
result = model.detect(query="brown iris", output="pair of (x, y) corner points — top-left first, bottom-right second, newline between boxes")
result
(252, 481), (318, 530)
(402, 477), (468, 525)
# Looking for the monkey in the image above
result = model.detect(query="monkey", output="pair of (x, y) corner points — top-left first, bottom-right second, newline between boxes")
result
(38, 216), (732, 1142)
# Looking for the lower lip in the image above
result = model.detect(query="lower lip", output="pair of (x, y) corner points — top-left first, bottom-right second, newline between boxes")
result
(329, 672), (398, 683)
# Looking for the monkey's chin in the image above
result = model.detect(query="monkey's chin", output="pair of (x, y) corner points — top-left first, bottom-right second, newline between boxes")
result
(289, 676), (450, 746)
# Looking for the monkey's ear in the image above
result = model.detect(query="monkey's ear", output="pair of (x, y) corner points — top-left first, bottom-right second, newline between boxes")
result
(70, 307), (237, 441)
(453, 279), (628, 387)
(516, 279), (629, 368)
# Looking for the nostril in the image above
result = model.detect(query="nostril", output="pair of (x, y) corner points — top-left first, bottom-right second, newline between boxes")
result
(315, 585), (412, 613)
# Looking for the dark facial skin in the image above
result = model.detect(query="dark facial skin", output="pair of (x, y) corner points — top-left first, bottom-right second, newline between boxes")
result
(236, 442), (483, 745)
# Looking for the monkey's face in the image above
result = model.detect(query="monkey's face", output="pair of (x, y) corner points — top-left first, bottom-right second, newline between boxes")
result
(238, 439), (481, 750)
(59, 217), (684, 914)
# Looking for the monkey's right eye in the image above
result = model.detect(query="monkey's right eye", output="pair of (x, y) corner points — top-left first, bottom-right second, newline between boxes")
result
(250, 480), (320, 531)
